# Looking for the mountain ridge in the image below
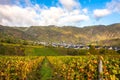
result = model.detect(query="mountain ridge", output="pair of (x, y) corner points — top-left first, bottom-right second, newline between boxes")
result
(0, 23), (120, 46)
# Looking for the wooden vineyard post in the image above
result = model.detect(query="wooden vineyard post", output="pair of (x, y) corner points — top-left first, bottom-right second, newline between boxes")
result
(98, 56), (103, 80)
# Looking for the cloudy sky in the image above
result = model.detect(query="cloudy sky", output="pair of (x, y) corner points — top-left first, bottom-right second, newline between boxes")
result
(0, 0), (120, 27)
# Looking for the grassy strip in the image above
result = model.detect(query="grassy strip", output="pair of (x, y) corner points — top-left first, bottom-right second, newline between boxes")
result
(40, 57), (53, 80)
(25, 47), (61, 56)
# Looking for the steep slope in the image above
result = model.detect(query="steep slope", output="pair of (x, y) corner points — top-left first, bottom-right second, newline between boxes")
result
(0, 25), (34, 41)
(99, 38), (120, 46)
(25, 23), (120, 45)
(0, 23), (120, 46)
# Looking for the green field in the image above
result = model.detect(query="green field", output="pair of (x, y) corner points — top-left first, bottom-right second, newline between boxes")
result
(25, 47), (59, 56)
(0, 43), (66, 56)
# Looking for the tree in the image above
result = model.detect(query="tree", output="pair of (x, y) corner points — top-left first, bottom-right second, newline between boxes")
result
(23, 40), (28, 45)
(117, 50), (120, 54)
(0, 43), (5, 55)
(89, 45), (99, 55)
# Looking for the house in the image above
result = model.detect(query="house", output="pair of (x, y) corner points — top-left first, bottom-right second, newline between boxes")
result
(115, 47), (120, 51)
(95, 46), (101, 49)
(103, 46), (113, 50)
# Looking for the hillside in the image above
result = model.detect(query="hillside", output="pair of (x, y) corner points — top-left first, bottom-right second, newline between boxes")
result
(25, 23), (120, 45)
(0, 25), (35, 42)
(0, 23), (120, 46)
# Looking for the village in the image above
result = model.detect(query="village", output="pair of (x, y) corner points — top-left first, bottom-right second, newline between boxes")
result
(36, 41), (120, 52)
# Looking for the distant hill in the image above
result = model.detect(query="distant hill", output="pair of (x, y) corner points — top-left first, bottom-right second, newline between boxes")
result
(25, 23), (120, 45)
(0, 23), (120, 46)
(0, 25), (35, 42)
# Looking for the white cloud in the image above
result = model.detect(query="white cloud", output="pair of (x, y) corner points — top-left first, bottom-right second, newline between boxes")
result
(59, 15), (89, 24)
(69, 9), (80, 15)
(59, 0), (80, 10)
(40, 7), (64, 25)
(93, 9), (111, 19)
(0, 4), (41, 26)
(40, 7), (89, 26)
(0, 3), (89, 27)
(106, 0), (120, 12)
(0, 0), (90, 27)
(93, 0), (120, 20)
(82, 8), (88, 14)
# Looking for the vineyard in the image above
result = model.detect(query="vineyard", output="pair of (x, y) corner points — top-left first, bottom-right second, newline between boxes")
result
(0, 56), (120, 80)
(48, 56), (120, 80)
(0, 56), (44, 80)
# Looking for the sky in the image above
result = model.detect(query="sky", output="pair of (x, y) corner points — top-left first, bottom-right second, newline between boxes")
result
(0, 0), (120, 27)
